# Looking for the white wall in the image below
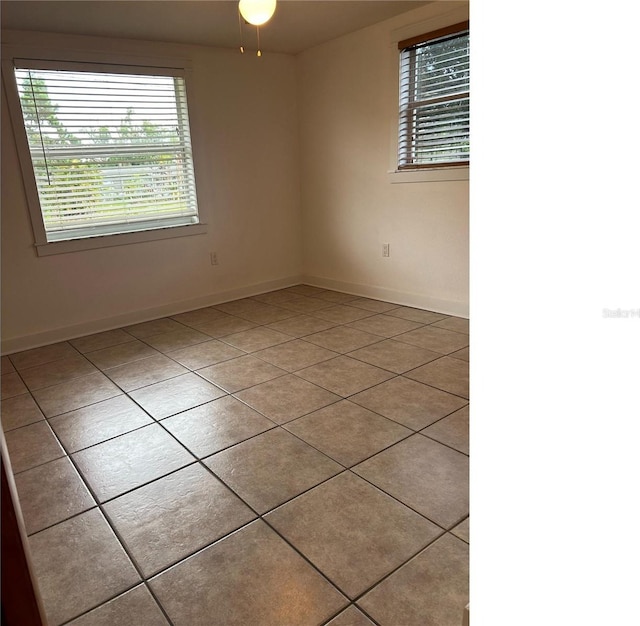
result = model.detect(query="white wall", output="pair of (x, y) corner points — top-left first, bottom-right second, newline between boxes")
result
(1, 30), (303, 352)
(1, 3), (469, 353)
(298, 2), (469, 316)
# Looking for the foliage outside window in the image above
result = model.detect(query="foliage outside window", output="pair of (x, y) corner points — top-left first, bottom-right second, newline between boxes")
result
(398, 22), (469, 169)
(11, 61), (199, 243)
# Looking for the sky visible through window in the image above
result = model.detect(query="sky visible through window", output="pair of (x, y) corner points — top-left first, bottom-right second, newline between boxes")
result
(15, 70), (181, 144)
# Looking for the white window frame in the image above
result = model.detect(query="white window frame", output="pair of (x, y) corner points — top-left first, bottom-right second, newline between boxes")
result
(1, 50), (207, 256)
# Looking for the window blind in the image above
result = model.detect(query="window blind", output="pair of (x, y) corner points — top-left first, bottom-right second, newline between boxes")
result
(14, 62), (199, 242)
(398, 23), (469, 169)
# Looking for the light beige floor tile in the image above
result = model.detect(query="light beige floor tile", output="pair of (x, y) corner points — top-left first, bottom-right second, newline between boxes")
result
(214, 298), (265, 316)
(205, 428), (342, 514)
(286, 285), (329, 297)
(326, 606), (376, 626)
(265, 472), (440, 599)
(71, 330), (134, 354)
(29, 509), (140, 626)
(142, 328), (211, 353)
(195, 315), (257, 338)
(347, 314), (423, 338)
(276, 296), (334, 314)
(254, 339), (337, 372)
(235, 374), (340, 424)
(304, 326), (382, 353)
(1, 371), (28, 399)
(350, 377), (467, 430)
(358, 534), (468, 626)
(221, 327), (292, 352)
(1, 355), (16, 373)
(19, 354), (98, 391)
(32, 372), (122, 417)
(49, 395), (154, 453)
(124, 317), (185, 339)
(213, 298), (280, 316)
(72, 423), (194, 501)
(4, 421), (65, 473)
(149, 520), (347, 626)
(406, 356), (469, 399)
(85, 340), (159, 370)
(9, 342), (78, 370)
(1, 393), (45, 431)
(348, 339), (441, 374)
(353, 435), (468, 528)
(396, 326), (469, 355)
(104, 464), (255, 577)
(129, 373), (225, 420)
(451, 517), (469, 543)
(166, 340), (244, 370)
(450, 346), (470, 361)
(14, 456), (95, 535)
(386, 307), (448, 325)
(278, 287), (306, 295)
(230, 304), (298, 325)
(422, 405), (469, 455)
(347, 298), (399, 313)
(265, 314), (337, 338)
(311, 305), (374, 324)
(104, 354), (188, 391)
(67, 585), (169, 626)
(251, 290), (306, 305)
(11, 291), (471, 626)
(285, 400), (411, 467)
(432, 316), (469, 334)
(314, 291), (359, 304)
(170, 307), (228, 328)
(296, 356), (394, 397)
(197, 356), (286, 393)
(162, 396), (274, 458)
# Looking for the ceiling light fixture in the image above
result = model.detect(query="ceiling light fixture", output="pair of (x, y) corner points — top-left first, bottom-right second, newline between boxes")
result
(239, 0), (276, 26)
(238, 0), (276, 57)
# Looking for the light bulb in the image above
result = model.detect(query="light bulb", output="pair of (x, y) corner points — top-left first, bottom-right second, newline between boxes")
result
(238, 0), (276, 26)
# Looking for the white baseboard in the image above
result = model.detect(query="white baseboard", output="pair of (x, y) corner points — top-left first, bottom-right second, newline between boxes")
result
(1, 275), (303, 355)
(301, 275), (469, 318)
(2, 273), (468, 355)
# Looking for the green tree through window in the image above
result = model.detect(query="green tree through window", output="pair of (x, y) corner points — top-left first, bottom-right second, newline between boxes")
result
(14, 65), (199, 242)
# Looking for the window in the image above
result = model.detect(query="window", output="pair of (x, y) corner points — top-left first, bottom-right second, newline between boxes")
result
(398, 22), (469, 169)
(4, 59), (201, 250)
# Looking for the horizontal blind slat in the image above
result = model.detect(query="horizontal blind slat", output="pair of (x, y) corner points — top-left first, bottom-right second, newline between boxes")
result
(15, 65), (200, 242)
(398, 27), (469, 167)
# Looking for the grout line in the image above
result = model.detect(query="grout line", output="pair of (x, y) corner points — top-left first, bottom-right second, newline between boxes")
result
(347, 527), (450, 605)
(136, 458), (353, 605)
(55, 581), (146, 626)
(16, 393), (179, 626)
(346, 466), (450, 531)
(419, 430), (470, 457)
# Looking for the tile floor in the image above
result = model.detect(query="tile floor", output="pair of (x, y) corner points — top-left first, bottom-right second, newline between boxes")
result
(1, 285), (469, 626)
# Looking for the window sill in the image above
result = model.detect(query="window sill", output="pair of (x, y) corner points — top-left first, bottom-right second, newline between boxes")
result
(34, 223), (208, 257)
(388, 166), (469, 184)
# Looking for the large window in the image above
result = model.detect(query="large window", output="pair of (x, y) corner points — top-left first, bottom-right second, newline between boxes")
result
(4, 59), (201, 249)
(398, 22), (469, 169)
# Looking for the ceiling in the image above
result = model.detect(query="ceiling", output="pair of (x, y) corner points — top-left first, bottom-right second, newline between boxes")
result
(0, 1), (430, 55)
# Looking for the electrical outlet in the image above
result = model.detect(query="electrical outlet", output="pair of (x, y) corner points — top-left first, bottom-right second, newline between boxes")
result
(382, 243), (390, 257)
(210, 252), (219, 265)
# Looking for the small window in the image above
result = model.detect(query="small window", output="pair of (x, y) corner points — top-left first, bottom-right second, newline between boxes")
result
(398, 22), (469, 169)
(8, 59), (200, 244)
